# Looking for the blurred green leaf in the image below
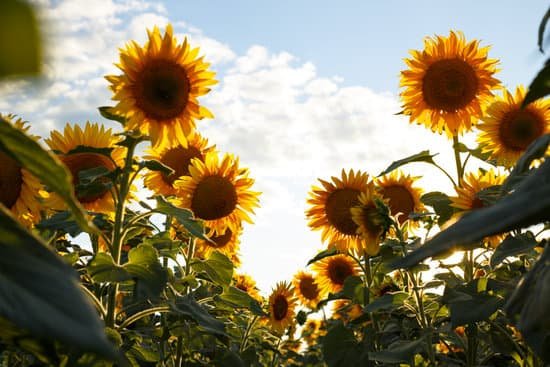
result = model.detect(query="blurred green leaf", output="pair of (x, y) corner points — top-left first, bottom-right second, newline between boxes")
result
(342, 275), (363, 304)
(0, 117), (93, 232)
(0, 0), (41, 78)
(449, 293), (504, 327)
(192, 251), (233, 287)
(369, 338), (425, 363)
(420, 191), (455, 226)
(365, 292), (408, 313)
(306, 248), (338, 266)
(154, 196), (208, 241)
(98, 106), (127, 125)
(538, 7), (550, 52)
(378, 150), (438, 176)
(490, 233), (538, 268)
(171, 294), (226, 337)
(0, 206), (116, 358)
(502, 134), (550, 192)
(322, 322), (367, 367)
(140, 159), (174, 176)
(523, 59), (550, 107)
(216, 286), (264, 316)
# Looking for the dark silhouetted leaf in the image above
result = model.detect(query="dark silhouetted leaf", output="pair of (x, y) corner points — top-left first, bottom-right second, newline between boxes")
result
(154, 196), (208, 241)
(420, 191), (455, 226)
(140, 159), (174, 176)
(98, 106), (127, 125)
(490, 233), (538, 268)
(379, 150), (438, 176)
(523, 59), (550, 107)
(502, 134), (550, 192)
(538, 7), (550, 52)
(322, 322), (367, 367)
(369, 338), (425, 363)
(216, 286), (264, 316)
(365, 292), (408, 313)
(307, 248), (339, 266)
(171, 294), (226, 336)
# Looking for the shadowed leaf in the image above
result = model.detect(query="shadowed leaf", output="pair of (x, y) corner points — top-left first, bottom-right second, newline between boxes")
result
(378, 150), (438, 176)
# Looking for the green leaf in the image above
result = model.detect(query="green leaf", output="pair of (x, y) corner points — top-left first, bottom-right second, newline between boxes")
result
(0, 206), (116, 358)
(321, 322), (366, 367)
(98, 106), (127, 125)
(454, 142), (493, 163)
(37, 212), (110, 237)
(124, 244), (167, 299)
(140, 159), (174, 176)
(378, 150), (438, 176)
(420, 191), (455, 226)
(365, 292), (408, 313)
(523, 59), (550, 107)
(490, 233), (538, 268)
(88, 253), (130, 283)
(369, 338), (425, 363)
(449, 293), (504, 327)
(538, 7), (550, 52)
(213, 350), (245, 367)
(503, 134), (550, 192)
(0, 117), (93, 232)
(171, 294), (226, 336)
(0, 0), (41, 78)
(306, 248), (339, 266)
(216, 286), (264, 316)
(153, 196), (208, 241)
(192, 251), (234, 287)
(342, 276), (364, 304)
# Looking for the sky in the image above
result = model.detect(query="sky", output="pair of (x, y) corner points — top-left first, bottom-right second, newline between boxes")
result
(1, 0), (548, 294)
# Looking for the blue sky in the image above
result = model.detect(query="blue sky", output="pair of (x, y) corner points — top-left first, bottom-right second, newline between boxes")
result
(2, 0), (549, 293)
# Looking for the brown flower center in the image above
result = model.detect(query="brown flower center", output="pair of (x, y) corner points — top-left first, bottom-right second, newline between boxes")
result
(160, 146), (202, 184)
(471, 196), (485, 209)
(0, 151), (23, 208)
(328, 257), (354, 286)
(206, 228), (233, 248)
(273, 295), (289, 321)
(381, 185), (415, 225)
(422, 58), (478, 112)
(325, 188), (361, 235)
(299, 276), (320, 300)
(191, 175), (238, 220)
(499, 108), (545, 151)
(61, 152), (116, 203)
(133, 59), (190, 121)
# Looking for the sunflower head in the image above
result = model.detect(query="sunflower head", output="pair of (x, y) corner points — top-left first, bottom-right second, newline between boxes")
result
(195, 224), (241, 260)
(332, 300), (363, 323)
(233, 273), (262, 302)
(311, 254), (359, 295)
(306, 169), (373, 252)
(400, 30), (500, 138)
(45, 122), (125, 214)
(477, 85), (550, 168)
(144, 131), (215, 196)
(106, 24), (217, 149)
(292, 270), (324, 310)
(451, 169), (507, 247)
(0, 114), (44, 226)
(174, 151), (260, 234)
(267, 281), (297, 334)
(301, 318), (325, 346)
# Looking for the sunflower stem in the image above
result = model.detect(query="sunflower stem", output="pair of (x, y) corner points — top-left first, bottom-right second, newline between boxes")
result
(453, 135), (465, 183)
(240, 315), (259, 353)
(363, 251), (381, 351)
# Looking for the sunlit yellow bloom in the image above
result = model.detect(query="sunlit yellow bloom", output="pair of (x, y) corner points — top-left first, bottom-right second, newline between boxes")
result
(311, 254), (359, 295)
(195, 224), (241, 260)
(144, 131), (215, 196)
(45, 122), (125, 213)
(268, 282), (297, 334)
(174, 151), (260, 234)
(0, 114), (43, 226)
(233, 273), (262, 302)
(292, 270), (324, 310)
(332, 300), (363, 323)
(301, 319), (325, 346)
(306, 169), (372, 252)
(450, 169), (507, 247)
(106, 24), (217, 149)
(477, 86), (550, 167)
(400, 31), (500, 137)
(350, 185), (389, 256)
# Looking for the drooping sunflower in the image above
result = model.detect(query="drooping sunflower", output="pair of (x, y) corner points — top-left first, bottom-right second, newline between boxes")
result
(195, 224), (242, 260)
(233, 273), (262, 302)
(400, 31), (500, 137)
(450, 169), (507, 247)
(306, 169), (373, 252)
(350, 185), (391, 256)
(174, 151), (260, 234)
(268, 282), (297, 334)
(311, 254), (359, 295)
(292, 270), (324, 310)
(45, 122), (125, 213)
(477, 85), (550, 168)
(375, 170), (425, 231)
(0, 114), (44, 226)
(106, 24), (217, 149)
(144, 131), (215, 197)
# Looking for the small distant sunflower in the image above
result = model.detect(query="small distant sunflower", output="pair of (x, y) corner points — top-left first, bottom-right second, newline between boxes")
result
(174, 152), (260, 234)
(106, 24), (217, 148)
(195, 224), (241, 260)
(376, 170), (425, 230)
(233, 273), (262, 302)
(144, 131), (215, 196)
(268, 282), (297, 334)
(301, 319), (325, 346)
(477, 86), (550, 167)
(45, 122), (125, 213)
(306, 169), (372, 252)
(311, 254), (358, 295)
(292, 270), (324, 310)
(0, 115), (43, 226)
(451, 169), (507, 247)
(332, 300), (363, 323)
(400, 31), (500, 137)
(350, 185), (390, 256)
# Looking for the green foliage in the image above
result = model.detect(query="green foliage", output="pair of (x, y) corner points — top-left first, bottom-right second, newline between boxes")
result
(378, 150), (438, 176)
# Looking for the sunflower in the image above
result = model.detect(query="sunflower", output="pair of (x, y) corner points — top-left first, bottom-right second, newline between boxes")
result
(292, 270), (324, 310)
(306, 169), (373, 252)
(477, 85), (550, 167)
(350, 185), (390, 256)
(450, 169), (507, 247)
(268, 282), (297, 334)
(45, 122), (125, 213)
(195, 224), (241, 260)
(0, 114), (43, 226)
(400, 31), (500, 137)
(376, 170), (425, 230)
(144, 131), (215, 197)
(311, 254), (359, 295)
(233, 273), (262, 302)
(301, 319), (325, 346)
(106, 24), (217, 149)
(174, 151), (260, 234)
(332, 300), (363, 323)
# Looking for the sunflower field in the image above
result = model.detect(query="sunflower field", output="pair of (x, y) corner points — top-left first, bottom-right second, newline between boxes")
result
(1, 1), (550, 366)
